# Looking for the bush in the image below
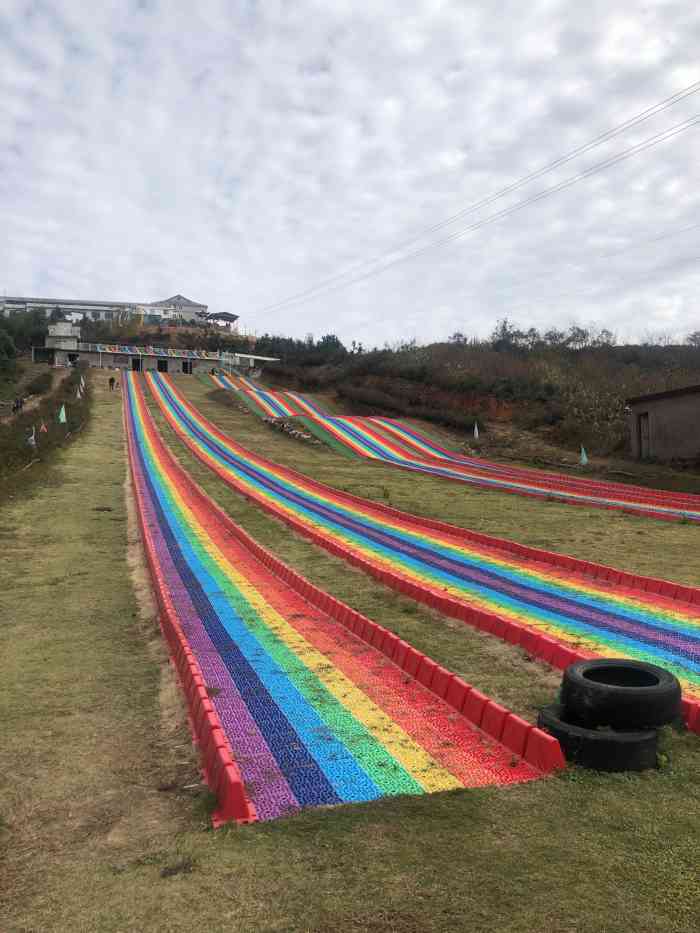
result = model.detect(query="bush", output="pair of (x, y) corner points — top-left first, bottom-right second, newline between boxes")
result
(336, 383), (487, 434)
(24, 371), (53, 397)
(0, 369), (91, 478)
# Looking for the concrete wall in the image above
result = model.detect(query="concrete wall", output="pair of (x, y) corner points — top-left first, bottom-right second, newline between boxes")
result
(629, 394), (700, 460)
(53, 350), (216, 375)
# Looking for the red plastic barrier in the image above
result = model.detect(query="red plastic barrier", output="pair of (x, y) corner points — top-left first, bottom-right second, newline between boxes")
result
(481, 702), (509, 742)
(463, 690), (489, 727)
(501, 714), (533, 758)
(159, 376), (700, 614)
(123, 403), (256, 826)
(171, 423), (700, 744)
(524, 729), (567, 772)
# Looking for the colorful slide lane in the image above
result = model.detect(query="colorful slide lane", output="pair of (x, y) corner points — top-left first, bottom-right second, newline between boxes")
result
(125, 374), (550, 823)
(144, 373), (700, 726)
(296, 413), (700, 522)
(210, 372), (305, 419)
(207, 375), (700, 522)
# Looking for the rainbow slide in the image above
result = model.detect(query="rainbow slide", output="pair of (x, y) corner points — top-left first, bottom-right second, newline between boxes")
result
(207, 374), (700, 523)
(125, 374), (554, 823)
(143, 373), (700, 725)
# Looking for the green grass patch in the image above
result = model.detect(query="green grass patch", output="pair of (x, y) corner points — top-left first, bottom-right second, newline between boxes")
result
(2, 372), (699, 932)
(0, 367), (91, 485)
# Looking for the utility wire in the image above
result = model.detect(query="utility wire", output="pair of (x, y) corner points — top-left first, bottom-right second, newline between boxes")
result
(504, 252), (700, 318)
(476, 219), (700, 303)
(254, 80), (700, 316)
(258, 113), (700, 315)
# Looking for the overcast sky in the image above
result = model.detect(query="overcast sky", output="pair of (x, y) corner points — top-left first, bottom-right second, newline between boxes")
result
(2, 1), (699, 345)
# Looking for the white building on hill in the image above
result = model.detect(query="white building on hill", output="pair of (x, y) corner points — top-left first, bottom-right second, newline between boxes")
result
(1, 293), (209, 324)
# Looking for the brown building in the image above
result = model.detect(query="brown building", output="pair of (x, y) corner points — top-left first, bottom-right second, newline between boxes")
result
(627, 385), (700, 461)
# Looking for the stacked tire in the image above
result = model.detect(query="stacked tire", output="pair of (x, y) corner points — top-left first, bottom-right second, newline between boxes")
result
(538, 659), (682, 772)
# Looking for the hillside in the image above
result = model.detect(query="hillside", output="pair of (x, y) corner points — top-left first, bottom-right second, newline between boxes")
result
(258, 323), (700, 458)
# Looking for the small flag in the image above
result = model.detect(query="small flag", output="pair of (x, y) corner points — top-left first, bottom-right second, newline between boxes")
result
(474, 422), (479, 440)
(77, 387), (82, 399)
(58, 404), (67, 424)
(80, 376), (85, 390)
(580, 445), (588, 466)
(27, 426), (36, 448)
(40, 421), (48, 433)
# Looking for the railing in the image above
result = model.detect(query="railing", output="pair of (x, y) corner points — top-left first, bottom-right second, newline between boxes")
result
(78, 342), (221, 361)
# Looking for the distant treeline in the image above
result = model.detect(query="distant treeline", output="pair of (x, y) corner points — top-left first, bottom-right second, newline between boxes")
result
(3, 309), (700, 454)
(258, 320), (700, 455)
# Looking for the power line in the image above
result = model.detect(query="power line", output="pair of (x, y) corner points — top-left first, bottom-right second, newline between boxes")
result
(476, 219), (700, 303)
(258, 112), (700, 316)
(256, 81), (700, 317)
(504, 252), (700, 318)
(253, 79), (700, 315)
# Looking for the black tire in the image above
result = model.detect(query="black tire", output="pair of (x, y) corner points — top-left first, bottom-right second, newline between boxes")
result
(537, 704), (658, 772)
(561, 658), (681, 730)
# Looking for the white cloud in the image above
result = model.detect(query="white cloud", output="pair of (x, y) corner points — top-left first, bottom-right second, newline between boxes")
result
(1, 0), (699, 345)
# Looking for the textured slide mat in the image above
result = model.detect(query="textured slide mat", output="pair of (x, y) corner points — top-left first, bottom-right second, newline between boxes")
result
(208, 375), (700, 522)
(125, 375), (543, 821)
(144, 373), (700, 714)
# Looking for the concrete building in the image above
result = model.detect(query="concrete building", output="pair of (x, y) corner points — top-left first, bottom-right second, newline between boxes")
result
(45, 321), (82, 353)
(149, 294), (208, 323)
(627, 385), (700, 461)
(34, 322), (279, 375)
(1, 292), (208, 325)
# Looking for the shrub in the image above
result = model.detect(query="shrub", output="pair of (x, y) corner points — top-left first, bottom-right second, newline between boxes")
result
(24, 371), (53, 396)
(0, 369), (91, 478)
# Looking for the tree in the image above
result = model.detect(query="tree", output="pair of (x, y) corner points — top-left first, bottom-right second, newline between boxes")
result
(3, 309), (48, 351)
(566, 325), (590, 350)
(523, 327), (542, 350)
(317, 333), (347, 356)
(49, 305), (65, 323)
(686, 331), (700, 348)
(490, 318), (524, 351)
(591, 328), (616, 348)
(448, 331), (468, 344)
(0, 328), (16, 361)
(543, 328), (567, 347)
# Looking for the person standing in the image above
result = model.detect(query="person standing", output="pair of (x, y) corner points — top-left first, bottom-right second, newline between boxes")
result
(109, 376), (115, 391)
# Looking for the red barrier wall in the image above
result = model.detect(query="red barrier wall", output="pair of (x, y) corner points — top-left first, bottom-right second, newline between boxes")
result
(155, 432), (567, 774)
(124, 405), (257, 826)
(125, 394), (570, 828)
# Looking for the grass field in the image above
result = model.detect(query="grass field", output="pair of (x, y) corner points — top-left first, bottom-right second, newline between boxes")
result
(1, 371), (699, 932)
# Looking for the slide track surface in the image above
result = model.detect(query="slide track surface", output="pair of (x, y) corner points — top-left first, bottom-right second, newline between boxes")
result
(125, 374), (548, 822)
(145, 373), (700, 723)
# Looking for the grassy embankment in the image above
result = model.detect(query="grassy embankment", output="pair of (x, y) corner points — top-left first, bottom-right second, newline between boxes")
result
(1, 371), (698, 932)
(0, 364), (89, 487)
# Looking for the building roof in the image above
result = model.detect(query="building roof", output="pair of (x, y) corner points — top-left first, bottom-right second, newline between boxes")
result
(626, 384), (700, 405)
(151, 294), (207, 308)
(207, 312), (239, 322)
(76, 343), (279, 362)
(3, 293), (208, 310)
(2, 295), (136, 309)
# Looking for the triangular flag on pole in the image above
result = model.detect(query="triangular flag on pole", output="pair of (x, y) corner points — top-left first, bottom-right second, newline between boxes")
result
(58, 404), (67, 424)
(77, 387), (82, 399)
(474, 422), (479, 440)
(40, 421), (48, 433)
(580, 444), (588, 466)
(27, 425), (37, 448)
(80, 376), (85, 390)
